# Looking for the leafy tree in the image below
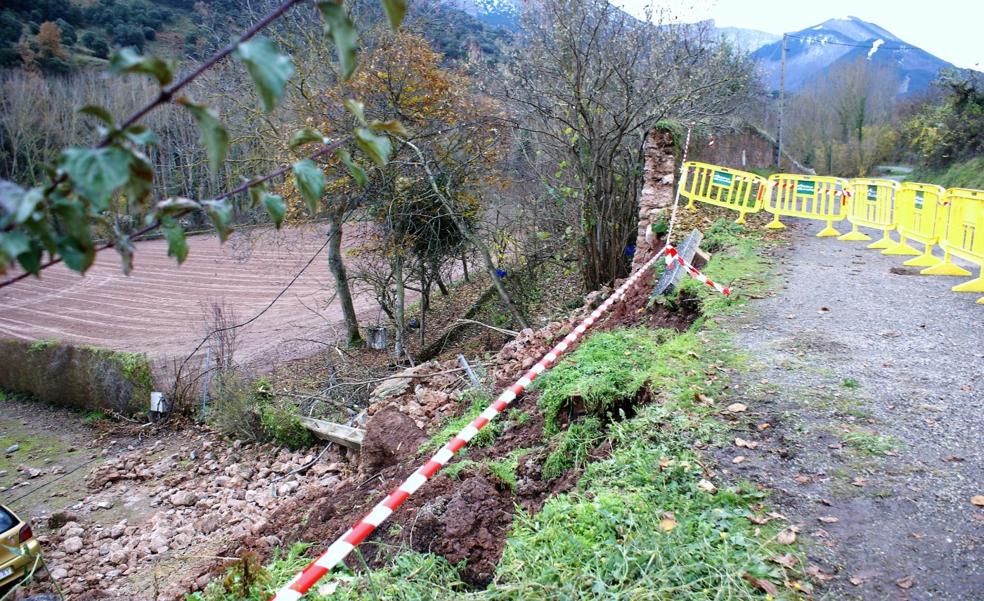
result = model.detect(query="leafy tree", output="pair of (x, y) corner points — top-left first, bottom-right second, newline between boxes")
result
(80, 31), (109, 59)
(904, 71), (984, 168)
(55, 18), (75, 45)
(111, 23), (146, 52)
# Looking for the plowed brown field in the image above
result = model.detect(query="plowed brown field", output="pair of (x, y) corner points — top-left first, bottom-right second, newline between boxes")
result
(0, 225), (380, 366)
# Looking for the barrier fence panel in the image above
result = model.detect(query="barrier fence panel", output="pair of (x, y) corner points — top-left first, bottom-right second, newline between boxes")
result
(765, 173), (851, 236)
(681, 162), (767, 224)
(930, 188), (984, 293)
(892, 182), (949, 265)
(840, 178), (899, 248)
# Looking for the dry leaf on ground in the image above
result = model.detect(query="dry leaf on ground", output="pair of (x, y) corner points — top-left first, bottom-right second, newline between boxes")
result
(742, 573), (779, 595)
(896, 576), (916, 589)
(777, 528), (797, 544)
(726, 402), (747, 413)
(807, 565), (836, 582)
(971, 495), (984, 507)
(818, 516), (840, 523)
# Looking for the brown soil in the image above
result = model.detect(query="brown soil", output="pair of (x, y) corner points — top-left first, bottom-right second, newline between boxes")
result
(0, 224), (393, 369)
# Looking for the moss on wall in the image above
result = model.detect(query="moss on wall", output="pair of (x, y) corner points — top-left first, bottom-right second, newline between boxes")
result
(0, 339), (154, 415)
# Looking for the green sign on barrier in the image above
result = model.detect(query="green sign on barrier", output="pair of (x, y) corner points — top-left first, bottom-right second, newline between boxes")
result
(867, 185), (878, 201)
(914, 191), (924, 210)
(712, 171), (733, 187)
(795, 180), (815, 196)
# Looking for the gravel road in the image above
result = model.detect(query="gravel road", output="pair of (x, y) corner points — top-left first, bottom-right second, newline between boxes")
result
(722, 220), (983, 600)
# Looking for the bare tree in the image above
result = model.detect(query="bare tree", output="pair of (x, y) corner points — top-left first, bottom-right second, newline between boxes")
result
(503, 0), (757, 290)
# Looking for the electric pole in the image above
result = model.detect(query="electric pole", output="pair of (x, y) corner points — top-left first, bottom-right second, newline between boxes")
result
(775, 33), (787, 169)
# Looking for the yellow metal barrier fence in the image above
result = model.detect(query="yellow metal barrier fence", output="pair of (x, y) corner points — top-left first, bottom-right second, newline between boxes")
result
(927, 188), (984, 293)
(840, 178), (899, 248)
(681, 162), (767, 224)
(764, 173), (850, 236)
(890, 182), (949, 265)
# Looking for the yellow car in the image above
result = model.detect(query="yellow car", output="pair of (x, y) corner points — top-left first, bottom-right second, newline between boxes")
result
(0, 503), (41, 590)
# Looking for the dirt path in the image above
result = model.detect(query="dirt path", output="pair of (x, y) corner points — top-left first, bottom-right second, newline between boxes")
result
(720, 221), (983, 599)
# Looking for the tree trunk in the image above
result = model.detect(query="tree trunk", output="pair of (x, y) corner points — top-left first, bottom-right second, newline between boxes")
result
(435, 267), (449, 296)
(326, 214), (363, 347)
(394, 255), (406, 360)
(461, 251), (469, 282)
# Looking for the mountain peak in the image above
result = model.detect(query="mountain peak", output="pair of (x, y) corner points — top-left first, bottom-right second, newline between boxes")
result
(750, 15), (953, 95)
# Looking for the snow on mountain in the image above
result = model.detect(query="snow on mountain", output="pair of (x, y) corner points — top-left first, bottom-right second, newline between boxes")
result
(751, 15), (954, 94)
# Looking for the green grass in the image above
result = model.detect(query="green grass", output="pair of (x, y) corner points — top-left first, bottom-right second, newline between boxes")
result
(908, 157), (984, 190)
(840, 429), (902, 456)
(534, 328), (675, 434)
(443, 448), (531, 492)
(191, 216), (801, 600)
(541, 417), (603, 479)
(841, 378), (859, 389)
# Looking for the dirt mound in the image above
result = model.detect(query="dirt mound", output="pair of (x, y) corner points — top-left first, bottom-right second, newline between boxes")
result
(359, 407), (428, 477)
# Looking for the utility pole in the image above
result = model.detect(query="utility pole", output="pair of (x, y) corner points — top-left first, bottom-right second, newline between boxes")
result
(775, 33), (787, 169)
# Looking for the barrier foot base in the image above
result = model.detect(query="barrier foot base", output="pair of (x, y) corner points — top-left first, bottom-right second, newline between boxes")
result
(952, 277), (984, 293)
(734, 214), (747, 225)
(921, 261), (972, 277)
(839, 230), (871, 241)
(816, 225), (840, 237)
(977, 297), (984, 305)
(766, 220), (786, 230)
(903, 253), (940, 267)
(867, 236), (895, 250)
(881, 243), (921, 256)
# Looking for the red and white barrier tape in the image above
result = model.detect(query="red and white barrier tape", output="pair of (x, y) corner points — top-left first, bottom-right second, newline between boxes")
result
(269, 246), (681, 601)
(665, 246), (732, 297)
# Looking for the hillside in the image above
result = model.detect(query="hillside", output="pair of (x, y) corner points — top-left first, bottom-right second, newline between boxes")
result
(751, 15), (954, 94)
(0, 0), (510, 72)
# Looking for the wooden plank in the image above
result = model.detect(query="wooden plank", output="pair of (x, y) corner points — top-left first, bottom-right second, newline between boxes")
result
(649, 229), (704, 301)
(298, 415), (365, 450)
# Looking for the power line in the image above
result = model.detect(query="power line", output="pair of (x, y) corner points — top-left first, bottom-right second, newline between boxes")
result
(784, 33), (918, 52)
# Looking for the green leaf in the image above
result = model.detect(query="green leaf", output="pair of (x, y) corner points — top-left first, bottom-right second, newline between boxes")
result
(290, 127), (325, 151)
(204, 200), (234, 242)
(109, 48), (174, 86)
(248, 183), (266, 210)
(344, 99), (366, 125)
(122, 125), (158, 146)
(58, 146), (133, 210)
(354, 128), (391, 166)
(179, 100), (229, 173)
(161, 218), (188, 264)
(335, 149), (366, 186)
(235, 37), (294, 113)
(262, 193), (286, 228)
(125, 150), (155, 209)
(381, 0), (407, 30)
(15, 242), (42, 275)
(78, 105), (116, 127)
(318, 2), (358, 80)
(155, 197), (201, 217)
(293, 159), (324, 214)
(0, 231), (31, 265)
(368, 119), (408, 137)
(56, 235), (95, 274)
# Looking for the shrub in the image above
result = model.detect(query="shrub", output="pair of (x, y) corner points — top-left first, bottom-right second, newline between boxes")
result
(208, 373), (313, 449)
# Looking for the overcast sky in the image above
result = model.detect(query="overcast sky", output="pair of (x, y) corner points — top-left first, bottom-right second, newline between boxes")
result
(616, 0), (982, 70)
